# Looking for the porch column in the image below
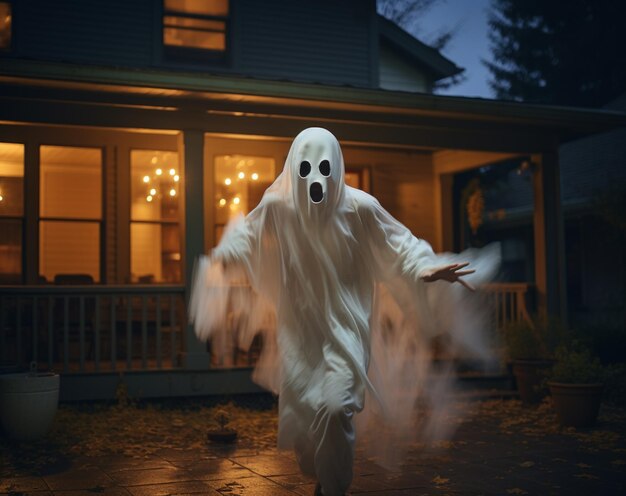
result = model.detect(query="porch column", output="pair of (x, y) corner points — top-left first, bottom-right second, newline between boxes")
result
(532, 151), (568, 325)
(180, 129), (210, 369)
(434, 172), (454, 252)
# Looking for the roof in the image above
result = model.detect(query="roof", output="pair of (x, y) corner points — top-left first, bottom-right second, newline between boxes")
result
(377, 15), (463, 81)
(1, 58), (626, 153)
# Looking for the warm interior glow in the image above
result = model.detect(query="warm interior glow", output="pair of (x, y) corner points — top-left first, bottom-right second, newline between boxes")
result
(130, 150), (181, 283)
(0, 142), (24, 283)
(214, 154), (275, 242)
(39, 146), (102, 282)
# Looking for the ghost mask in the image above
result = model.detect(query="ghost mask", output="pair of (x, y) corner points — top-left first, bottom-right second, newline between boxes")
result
(288, 127), (346, 222)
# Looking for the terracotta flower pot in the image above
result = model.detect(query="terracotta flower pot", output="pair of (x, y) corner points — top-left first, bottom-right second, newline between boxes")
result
(548, 382), (603, 428)
(511, 360), (553, 405)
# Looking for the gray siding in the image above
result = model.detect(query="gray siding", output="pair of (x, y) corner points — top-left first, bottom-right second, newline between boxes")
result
(237, 0), (373, 87)
(11, 0), (374, 88)
(378, 43), (429, 93)
(17, 0), (154, 67)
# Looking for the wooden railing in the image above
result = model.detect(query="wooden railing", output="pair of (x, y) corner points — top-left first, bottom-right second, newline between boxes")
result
(0, 285), (186, 373)
(482, 282), (533, 331)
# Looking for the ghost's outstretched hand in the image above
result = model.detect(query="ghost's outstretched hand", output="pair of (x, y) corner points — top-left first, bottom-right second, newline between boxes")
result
(420, 262), (476, 291)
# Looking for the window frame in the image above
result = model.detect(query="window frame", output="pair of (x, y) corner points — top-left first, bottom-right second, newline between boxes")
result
(129, 148), (183, 285)
(161, 0), (231, 66)
(38, 145), (105, 284)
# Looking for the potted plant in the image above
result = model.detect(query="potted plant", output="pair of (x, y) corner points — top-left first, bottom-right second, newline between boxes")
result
(503, 318), (562, 404)
(0, 362), (60, 441)
(548, 346), (605, 428)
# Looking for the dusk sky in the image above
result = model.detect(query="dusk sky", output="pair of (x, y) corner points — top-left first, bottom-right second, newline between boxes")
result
(418, 0), (493, 99)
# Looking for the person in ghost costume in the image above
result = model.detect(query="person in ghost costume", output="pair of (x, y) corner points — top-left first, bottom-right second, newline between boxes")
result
(190, 127), (499, 496)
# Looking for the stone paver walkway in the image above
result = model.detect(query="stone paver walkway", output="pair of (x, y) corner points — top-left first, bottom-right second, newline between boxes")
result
(1, 397), (625, 495)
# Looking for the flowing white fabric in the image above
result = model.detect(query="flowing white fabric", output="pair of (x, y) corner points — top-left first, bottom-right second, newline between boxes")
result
(190, 128), (499, 495)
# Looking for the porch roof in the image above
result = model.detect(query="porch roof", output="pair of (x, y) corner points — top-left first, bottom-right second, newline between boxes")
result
(1, 59), (626, 152)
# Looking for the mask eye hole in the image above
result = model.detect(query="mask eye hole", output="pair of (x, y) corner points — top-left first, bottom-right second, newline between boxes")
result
(319, 160), (330, 177)
(299, 160), (311, 178)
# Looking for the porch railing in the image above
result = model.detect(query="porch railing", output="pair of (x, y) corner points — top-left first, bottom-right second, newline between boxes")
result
(482, 282), (533, 331)
(1, 283), (533, 375)
(0, 285), (186, 373)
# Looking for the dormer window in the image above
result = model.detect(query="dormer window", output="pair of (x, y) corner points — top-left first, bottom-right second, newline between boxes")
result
(163, 0), (229, 63)
(0, 1), (12, 50)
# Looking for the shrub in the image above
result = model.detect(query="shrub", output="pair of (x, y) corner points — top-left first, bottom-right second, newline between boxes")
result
(550, 346), (605, 384)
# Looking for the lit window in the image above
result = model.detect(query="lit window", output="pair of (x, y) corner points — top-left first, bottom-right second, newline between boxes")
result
(163, 0), (229, 56)
(214, 155), (274, 244)
(39, 146), (102, 283)
(0, 142), (24, 284)
(0, 2), (11, 50)
(130, 150), (181, 284)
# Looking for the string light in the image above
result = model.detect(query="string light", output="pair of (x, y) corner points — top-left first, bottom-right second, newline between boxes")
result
(169, 188), (176, 197)
(150, 188), (157, 196)
(146, 195), (153, 202)
(238, 172), (245, 179)
(174, 175), (179, 182)
(156, 168), (162, 176)
(224, 178), (232, 186)
(169, 168), (176, 176)
(219, 198), (226, 206)
(251, 173), (259, 181)
(233, 197), (241, 205)
(151, 156), (157, 164)
(143, 175), (150, 183)
(0, 194), (3, 202)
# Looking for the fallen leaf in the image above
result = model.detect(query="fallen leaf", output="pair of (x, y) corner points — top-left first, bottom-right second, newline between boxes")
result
(506, 488), (528, 495)
(432, 475), (449, 485)
(574, 473), (599, 480)
(519, 461), (535, 468)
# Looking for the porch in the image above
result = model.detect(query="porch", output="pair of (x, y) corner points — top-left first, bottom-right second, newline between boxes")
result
(0, 282), (532, 401)
(1, 61), (624, 401)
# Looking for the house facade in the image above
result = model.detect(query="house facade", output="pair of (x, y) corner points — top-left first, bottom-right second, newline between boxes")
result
(1, 0), (624, 400)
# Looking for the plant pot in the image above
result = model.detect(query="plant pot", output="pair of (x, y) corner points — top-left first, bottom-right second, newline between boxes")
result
(0, 372), (60, 441)
(548, 382), (604, 428)
(511, 360), (553, 405)
(207, 428), (237, 443)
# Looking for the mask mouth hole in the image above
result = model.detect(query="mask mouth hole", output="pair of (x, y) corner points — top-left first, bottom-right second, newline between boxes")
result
(310, 182), (324, 203)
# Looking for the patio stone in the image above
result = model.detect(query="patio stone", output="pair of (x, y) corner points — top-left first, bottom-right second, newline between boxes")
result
(1, 398), (624, 495)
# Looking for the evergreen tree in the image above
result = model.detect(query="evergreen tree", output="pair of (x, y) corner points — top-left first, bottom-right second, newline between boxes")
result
(486, 0), (626, 107)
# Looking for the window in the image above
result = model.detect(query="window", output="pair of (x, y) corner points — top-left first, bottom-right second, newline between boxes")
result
(214, 155), (274, 243)
(39, 146), (103, 284)
(130, 150), (181, 283)
(0, 142), (24, 284)
(163, 0), (229, 61)
(0, 1), (11, 50)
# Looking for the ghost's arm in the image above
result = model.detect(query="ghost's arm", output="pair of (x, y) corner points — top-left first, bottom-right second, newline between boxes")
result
(359, 196), (474, 289)
(360, 197), (438, 285)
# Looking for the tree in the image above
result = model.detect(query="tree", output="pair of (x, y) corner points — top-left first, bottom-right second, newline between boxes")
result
(485, 0), (626, 107)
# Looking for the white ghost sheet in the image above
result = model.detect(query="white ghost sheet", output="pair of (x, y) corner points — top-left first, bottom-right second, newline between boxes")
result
(190, 127), (500, 467)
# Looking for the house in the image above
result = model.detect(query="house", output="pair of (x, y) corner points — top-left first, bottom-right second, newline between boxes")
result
(1, 0), (624, 400)
(473, 94), (626, 337)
